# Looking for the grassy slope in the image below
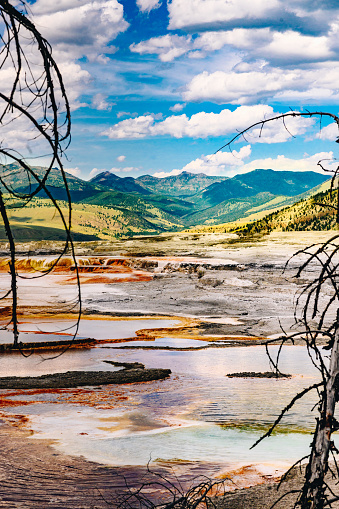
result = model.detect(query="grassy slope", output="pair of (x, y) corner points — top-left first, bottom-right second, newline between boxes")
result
(3, 196), (185, 240)
(3, 184), (330, 241)
(82, 190), (195, 219)
(230, 183), (337, 235)
(185, 180), (332, 234)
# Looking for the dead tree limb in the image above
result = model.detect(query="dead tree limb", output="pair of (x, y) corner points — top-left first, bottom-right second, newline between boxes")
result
(0, 1), (80, 349)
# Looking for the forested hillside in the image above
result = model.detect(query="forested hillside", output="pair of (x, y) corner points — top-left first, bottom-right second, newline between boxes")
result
(233, 187), (337, 235)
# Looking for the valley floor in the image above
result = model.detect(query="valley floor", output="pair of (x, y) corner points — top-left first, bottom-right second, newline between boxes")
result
(0, 230), (337, 507)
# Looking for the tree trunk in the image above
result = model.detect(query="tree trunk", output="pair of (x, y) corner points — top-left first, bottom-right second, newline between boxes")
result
(300, 313), (339, 508)
(0, 191), (18, 346)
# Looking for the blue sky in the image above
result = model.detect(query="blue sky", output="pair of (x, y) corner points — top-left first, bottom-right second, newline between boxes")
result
(22, 0), (339, 180)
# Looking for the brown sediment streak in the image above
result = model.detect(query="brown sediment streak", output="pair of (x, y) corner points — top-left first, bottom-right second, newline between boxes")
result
(0, 386), (131, 411)
(134, 324), (263, 342)
(0, 256), (155, 276)
(0, 257), (154, 284)
(0, 396), (33, 408)
(58, 273), (153, 284)
(13, 313), (187, 321)
(218, 464), (281, 490)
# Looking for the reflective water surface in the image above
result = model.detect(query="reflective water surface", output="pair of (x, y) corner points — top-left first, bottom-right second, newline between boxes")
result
(0, 342), (328, 475)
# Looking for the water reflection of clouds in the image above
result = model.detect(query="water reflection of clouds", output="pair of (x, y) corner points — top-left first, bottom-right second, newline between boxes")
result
(0, 343), (324, 472)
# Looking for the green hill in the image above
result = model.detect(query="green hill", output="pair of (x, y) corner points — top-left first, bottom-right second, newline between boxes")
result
(0, 164), (331, 239)
(232, 186), (337, 236)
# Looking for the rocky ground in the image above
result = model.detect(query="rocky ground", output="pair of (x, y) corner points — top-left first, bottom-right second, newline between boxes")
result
(79, 231), (336, 339)
(0, 230), (335, 340)
(0, 230), (337, 507)
(216, 467), (339, 508)
(0, 368), (171, 389)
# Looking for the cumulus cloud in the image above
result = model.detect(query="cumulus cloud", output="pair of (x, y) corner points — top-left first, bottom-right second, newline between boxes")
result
(170, 103), (186, 112)
(130, 35), (192, 62)
(101, 115), (155, 139)
(27, 0), (128, 110)
(89, 167), (107, 179)
(261, 31), (332, 63)
(130, 28), (333, 66)
(153, 169), (182, 178)
(117, 155), (126, 162)
(136, 0), (161, 13)
(184, 64), (339, 104)
(167, 0), (280, 30)
(167, 0), (335, 34)
(184, 69), (285, 104)
(182, 145), (252, 175)
(65, 167), (82, 177)
(100, 105), (312, 142)
(239, 151), (337, 173)
(32, 0), (128, 62)
(91, 94), (113, 111)
(88, 166), (140, 179)
(314, 122), (339, 141)
(153, 145), (251, 177)
(110, 166), (140, 173)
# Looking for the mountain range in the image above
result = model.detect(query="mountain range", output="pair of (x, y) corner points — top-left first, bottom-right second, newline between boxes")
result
(0, 164), (330, 240)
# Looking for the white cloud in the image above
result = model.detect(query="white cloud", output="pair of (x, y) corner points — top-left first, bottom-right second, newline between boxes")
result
(89, 167), (107, 179)
(110, 166), (139, 173)
(65, 167), (82, 177)
(155, 149), (336, 179)
(181, 145), (252, 175)
(167, 0), (338, 36)
(55, 61), (91, 110)
(153, 145), (252, 177)
(129, 28), (332, 66)
(184, 69), (294, 104)
(32, 0), (128, 62)
(153, 169), (182, 178)
(315, 122), (339, 141)
(101, 115), (155, 139)
(240, 151), (337, 173)
(169, 103), (186, 112)
(117, 155), (126, 162)
(247, 115), (313, 144)
(154, 108), (272, 138)
(167, 0), (280, 30)
(130, 35), (192, 62)
(91, 93), (113, 111)
(26, 0), (128, 111)
(136, 0), (161, 13)
(194, 28), (271, 54)
(184, 63), (339, 104)
(261, 31), (332, 63)
(100, 105), (312, 142)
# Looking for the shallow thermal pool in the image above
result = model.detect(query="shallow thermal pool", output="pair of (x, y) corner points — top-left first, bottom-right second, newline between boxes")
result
(0, 342), (331, 478)
(0, 318), (179, 344)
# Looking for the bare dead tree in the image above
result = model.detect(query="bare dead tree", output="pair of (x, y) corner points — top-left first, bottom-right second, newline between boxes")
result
(0, 0), (80, 349)
(219, 110), (339, 509)
(104, 464), (230, 509)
